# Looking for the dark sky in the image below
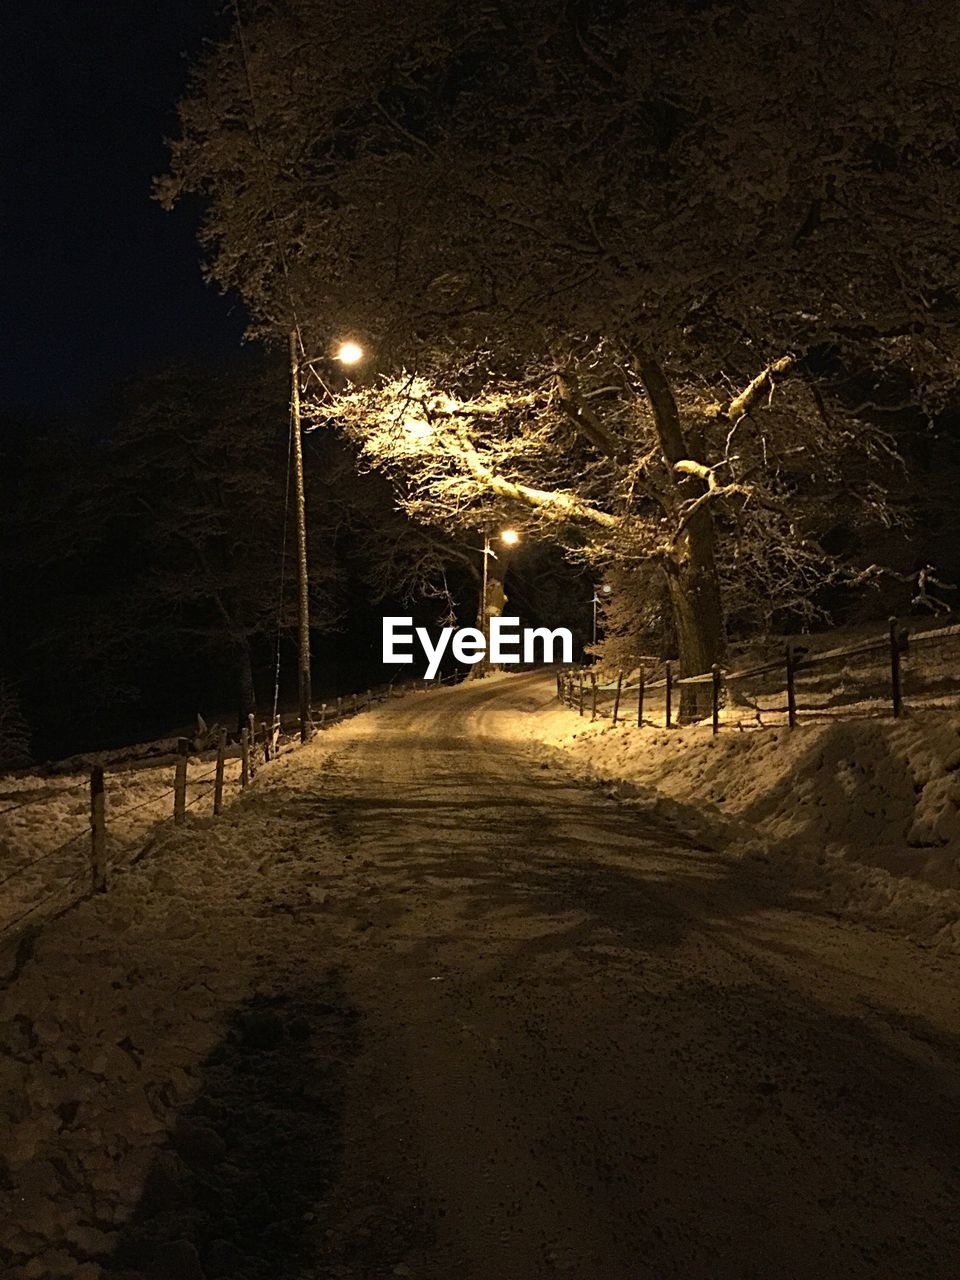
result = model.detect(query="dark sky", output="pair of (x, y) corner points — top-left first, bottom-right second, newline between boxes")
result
(1, 1), (248, 413)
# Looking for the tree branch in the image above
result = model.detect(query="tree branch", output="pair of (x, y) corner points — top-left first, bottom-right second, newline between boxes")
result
(709, 355), (797, 421)
(554, 369), (626, 460)
(454, 429), (619, 528)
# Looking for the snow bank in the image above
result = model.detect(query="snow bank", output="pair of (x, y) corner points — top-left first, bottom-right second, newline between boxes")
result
(0, 757), (244, 941)
(0, 723), (356, 1279)
(504, 686), (960, 948)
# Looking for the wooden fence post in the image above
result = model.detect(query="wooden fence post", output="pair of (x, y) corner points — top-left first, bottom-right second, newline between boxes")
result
(612, 670), (623, 725)
(578, 670), (585, 716)
(637, 666), (645, 727)
(665, 661), (673, 728)
(712, 664), (722, 736)
(247, 713), (257, 777)
(337, 695), (343, 719)
(213, 728), (226, 816)
(240, 727), (249, 788)
(260, 721), (268, 762)
(174, 737), (188, 825)
(890, 617), (904, 719)
(785, 643), (797, 729)
(320, 702), (327, 725)
(90, 765), (107, 892)
(366, 688), (372, 708)
(556, 672), (562, 701)
(591, 672), (598, 721)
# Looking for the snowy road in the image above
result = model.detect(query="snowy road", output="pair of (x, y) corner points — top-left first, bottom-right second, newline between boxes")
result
(6, 672), (960, 1279)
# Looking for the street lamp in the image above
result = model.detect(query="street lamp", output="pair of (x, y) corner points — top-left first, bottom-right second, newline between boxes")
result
(334, 340), (364, 365)
(592, 583), (612, 649)
(286, 333), (368, 741)
(476, 528), (521, 675)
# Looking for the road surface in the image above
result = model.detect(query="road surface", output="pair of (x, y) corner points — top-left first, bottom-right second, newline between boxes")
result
(13, 673), (960, 1280)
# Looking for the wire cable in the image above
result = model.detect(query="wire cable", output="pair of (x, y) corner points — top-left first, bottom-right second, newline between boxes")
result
(0, 778), (89, 818)
(0, 829), (88, 893)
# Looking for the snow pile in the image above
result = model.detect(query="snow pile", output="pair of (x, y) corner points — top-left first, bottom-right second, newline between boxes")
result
(505, 687), (960, 947)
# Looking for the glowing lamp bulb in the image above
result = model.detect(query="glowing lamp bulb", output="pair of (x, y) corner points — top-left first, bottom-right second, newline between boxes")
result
(335, 341), (364, 365)
(500, 529), (520, 546)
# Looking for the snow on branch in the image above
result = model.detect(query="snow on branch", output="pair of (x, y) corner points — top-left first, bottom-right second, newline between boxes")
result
(708, 356), (796, 422)
(454, 427), (619, 528)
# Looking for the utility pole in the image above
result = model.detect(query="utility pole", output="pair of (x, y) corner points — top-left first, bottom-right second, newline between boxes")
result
(289, 330), (313, 741)
(473, 531), (491, 677)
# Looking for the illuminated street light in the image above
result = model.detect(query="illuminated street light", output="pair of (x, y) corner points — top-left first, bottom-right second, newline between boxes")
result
(475, 527), (522, 676)
(335, 340), (364, 365)
(592, 583), (612, 651)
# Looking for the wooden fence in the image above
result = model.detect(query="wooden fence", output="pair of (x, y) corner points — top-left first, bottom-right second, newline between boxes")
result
(0, 672), (463, 954)
(556, 617), (960, 732)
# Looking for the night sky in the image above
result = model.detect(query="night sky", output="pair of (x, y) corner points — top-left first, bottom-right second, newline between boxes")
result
(1, 1), (246, 413)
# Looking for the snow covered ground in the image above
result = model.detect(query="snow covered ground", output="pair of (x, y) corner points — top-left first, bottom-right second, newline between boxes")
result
(503, 673), (960, 948)
(5, 676), (960, 1278)
(0, 753), (245, 946)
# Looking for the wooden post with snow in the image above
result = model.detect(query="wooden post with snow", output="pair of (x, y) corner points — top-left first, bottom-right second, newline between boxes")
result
(711, 664), (721, 736)
(260, 721), (268, 762)
(665, 661), (673, 728)
(247, 713), (257, 777)
(213, 728), (226, 816)
(578, 670), (585, 716)
(785, 644), (797, 729)
(612, 670), (623, 725)
(889, 617), (904, 718)
(174, 737), (188, 825)
(590, 671), (598, 721)
(240, 727), (250, 788)
(89, 766), (107, 893)
(637, 666), (645, 727)
(337, 695), (343, 720)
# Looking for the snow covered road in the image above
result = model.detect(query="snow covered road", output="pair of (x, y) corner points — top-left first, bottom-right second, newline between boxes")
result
(5, 672), (960, 1279)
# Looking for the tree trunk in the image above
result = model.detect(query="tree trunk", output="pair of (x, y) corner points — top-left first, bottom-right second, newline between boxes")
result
(633, 350), (724, 719)
(235, 638), (256, 732)
(665, 518), (724, 719)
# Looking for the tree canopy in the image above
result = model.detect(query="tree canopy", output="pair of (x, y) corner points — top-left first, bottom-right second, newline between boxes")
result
(159, 0), (960, 685)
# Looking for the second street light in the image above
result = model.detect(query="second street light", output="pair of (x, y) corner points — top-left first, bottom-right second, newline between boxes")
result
(477, 527), (520, 675)
(591, 582), (612, 651)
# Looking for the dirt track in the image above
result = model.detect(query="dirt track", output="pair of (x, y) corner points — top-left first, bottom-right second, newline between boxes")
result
(10, 673), (960, 1279)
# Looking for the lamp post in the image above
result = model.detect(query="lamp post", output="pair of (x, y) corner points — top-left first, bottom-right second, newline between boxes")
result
(476, 528), (520, 675)
(289, 331), (313, 742)
(288, 334), (365, 741)
(591, 583), (612, 651)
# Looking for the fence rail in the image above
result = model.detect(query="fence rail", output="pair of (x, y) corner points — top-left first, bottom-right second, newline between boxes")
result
(557, 617), (960, 732)
(0, 672), (465, 954)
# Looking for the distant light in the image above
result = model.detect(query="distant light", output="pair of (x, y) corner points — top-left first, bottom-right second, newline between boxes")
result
(335, 341), (364, 365)
(500, 529), (520, 546)
(601, 584), (612, 594)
